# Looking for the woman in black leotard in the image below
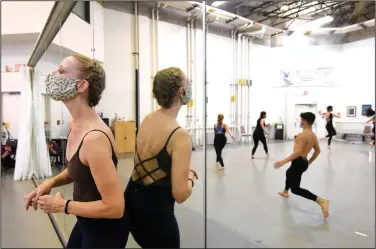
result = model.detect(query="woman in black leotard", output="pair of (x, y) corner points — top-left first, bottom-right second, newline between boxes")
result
(366, 107), (375, 146)
(124, 67), (198, 248)
(24, 54), (128, 248)
(320, 106), (341, 150)
(251, 111), (269, 159)
(214, 114), (235, 171)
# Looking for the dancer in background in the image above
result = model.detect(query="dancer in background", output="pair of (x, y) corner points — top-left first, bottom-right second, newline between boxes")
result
(274, 112), (329, 218)
(214, 114), (235, 171)
(251, 111), (269, 159)
(366, 107), (375, 146)
(319, 106), (341, 150)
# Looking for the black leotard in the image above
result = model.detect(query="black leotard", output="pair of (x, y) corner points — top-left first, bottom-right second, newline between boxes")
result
(124, 127), (181, 248)
(325, 113), (337, 146)
(214, 124), (227, 167)
(252, 118), (268, 155)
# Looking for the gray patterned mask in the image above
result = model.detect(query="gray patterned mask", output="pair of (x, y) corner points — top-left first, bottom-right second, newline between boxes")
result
(181, 84), (192, 105)
(45, 73), (81, 101)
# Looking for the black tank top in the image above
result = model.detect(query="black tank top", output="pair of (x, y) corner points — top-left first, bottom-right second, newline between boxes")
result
(254, 118), (263, 134)
(214, 124), (226, 135)
(131, 127), (180, 187)
(67, 130), (118, 203)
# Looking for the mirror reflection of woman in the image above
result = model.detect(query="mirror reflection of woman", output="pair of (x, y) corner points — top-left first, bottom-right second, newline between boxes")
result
(124, 67), (198, 248)
(319, 106), (341, 150)
(214, 114), (235, 171)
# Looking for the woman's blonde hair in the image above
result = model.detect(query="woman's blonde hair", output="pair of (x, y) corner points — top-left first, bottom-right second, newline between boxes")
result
(218, 114), (224, 125)
(71, 53), (105, 107)
(153, 67), (185, 109)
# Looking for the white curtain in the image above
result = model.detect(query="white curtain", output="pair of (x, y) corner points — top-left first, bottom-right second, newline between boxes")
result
(14, 67), (51, 180)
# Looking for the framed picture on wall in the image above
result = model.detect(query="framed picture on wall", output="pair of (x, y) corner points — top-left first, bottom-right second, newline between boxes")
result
(362, 104), (372, 116)
(347, 106), (356, 117)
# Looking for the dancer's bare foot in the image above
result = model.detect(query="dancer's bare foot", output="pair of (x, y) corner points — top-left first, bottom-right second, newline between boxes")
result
(266, 153), (270, 158)
(328, 146), (332, 150)
(251, 155), (255, 159)
(278, 190), (289, 198)
(217, 167), (224, 172)
(317, 197), (329, 218)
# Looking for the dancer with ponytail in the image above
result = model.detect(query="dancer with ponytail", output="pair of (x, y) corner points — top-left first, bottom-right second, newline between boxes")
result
(214, 114), (235, 171)
(319, 106), (341, 150)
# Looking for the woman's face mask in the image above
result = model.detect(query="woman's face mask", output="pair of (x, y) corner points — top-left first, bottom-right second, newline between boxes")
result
(45, 73), (82, 101)
(181, 84), (192, 105)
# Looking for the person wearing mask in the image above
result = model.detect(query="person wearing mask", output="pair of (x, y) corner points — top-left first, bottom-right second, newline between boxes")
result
(214, 114), (235, 171)
(274, 112), (329, 218)
(124, 67), (198, 248)
(24, 54), (129, 248)
(319, 106), (341, 150)
(251, 111), (269, 159)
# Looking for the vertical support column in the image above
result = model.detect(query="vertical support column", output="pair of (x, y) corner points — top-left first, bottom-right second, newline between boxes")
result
(133, 1), (140, 133)
(151, 8), (155, 112)
(202, 2), (207, 248)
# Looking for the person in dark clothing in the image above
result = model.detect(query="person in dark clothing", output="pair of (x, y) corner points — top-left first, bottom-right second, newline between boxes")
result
(251, 111), (269, 159)
(366, 107), (375, 146)
(124, 67), (198, 248)
(274, 112), (329, 218)
(214, 114), (235, 171)
(24, 54), (128, 248)
(319, 106), (341, 150)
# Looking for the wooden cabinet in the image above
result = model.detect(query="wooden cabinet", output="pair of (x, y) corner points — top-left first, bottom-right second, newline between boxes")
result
(113, 121), (136, 154)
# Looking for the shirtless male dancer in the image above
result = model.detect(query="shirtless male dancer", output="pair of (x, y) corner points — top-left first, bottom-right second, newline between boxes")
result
(274, 112), (329, 218)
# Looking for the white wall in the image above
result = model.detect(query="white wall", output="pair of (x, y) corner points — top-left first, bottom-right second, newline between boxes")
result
(1, 1), (54, 35)
(249, 39), (375, 138)
(1, 41), (71, 139)
(2, 1), (105, 62)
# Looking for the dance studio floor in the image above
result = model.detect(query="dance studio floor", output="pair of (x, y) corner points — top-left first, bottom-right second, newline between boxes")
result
(3, 140), (375, 248)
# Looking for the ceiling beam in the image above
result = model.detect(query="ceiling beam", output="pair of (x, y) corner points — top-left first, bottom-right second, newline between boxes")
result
(348, 1), (369, 25)
(271, 1), (353, 27)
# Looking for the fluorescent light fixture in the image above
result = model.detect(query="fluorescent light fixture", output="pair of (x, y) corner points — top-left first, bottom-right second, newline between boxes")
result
(211, 1), (226, 7)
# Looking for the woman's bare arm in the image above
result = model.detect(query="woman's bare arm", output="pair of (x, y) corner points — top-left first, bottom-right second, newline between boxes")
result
(225, 125), (235, 140)
(171, 130), (193, 204)
(66, 132), (124, 218)
(366, 116), (375, 123)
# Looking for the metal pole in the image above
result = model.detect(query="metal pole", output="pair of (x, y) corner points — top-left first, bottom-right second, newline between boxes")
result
(192, 18), (197, 145)
(151, 8), (155, 111)
(134, 1), (140, 133)
(202, 2), (207, 248)
(155, 7), (160, 111)
(186, 19), (191, 128)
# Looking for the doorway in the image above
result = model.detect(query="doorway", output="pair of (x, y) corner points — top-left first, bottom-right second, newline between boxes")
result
(294, 104), (317, 135)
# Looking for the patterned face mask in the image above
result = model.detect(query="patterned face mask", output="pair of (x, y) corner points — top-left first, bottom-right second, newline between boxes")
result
(45, 73), (81, 101)
(181, 83), (192, 105)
